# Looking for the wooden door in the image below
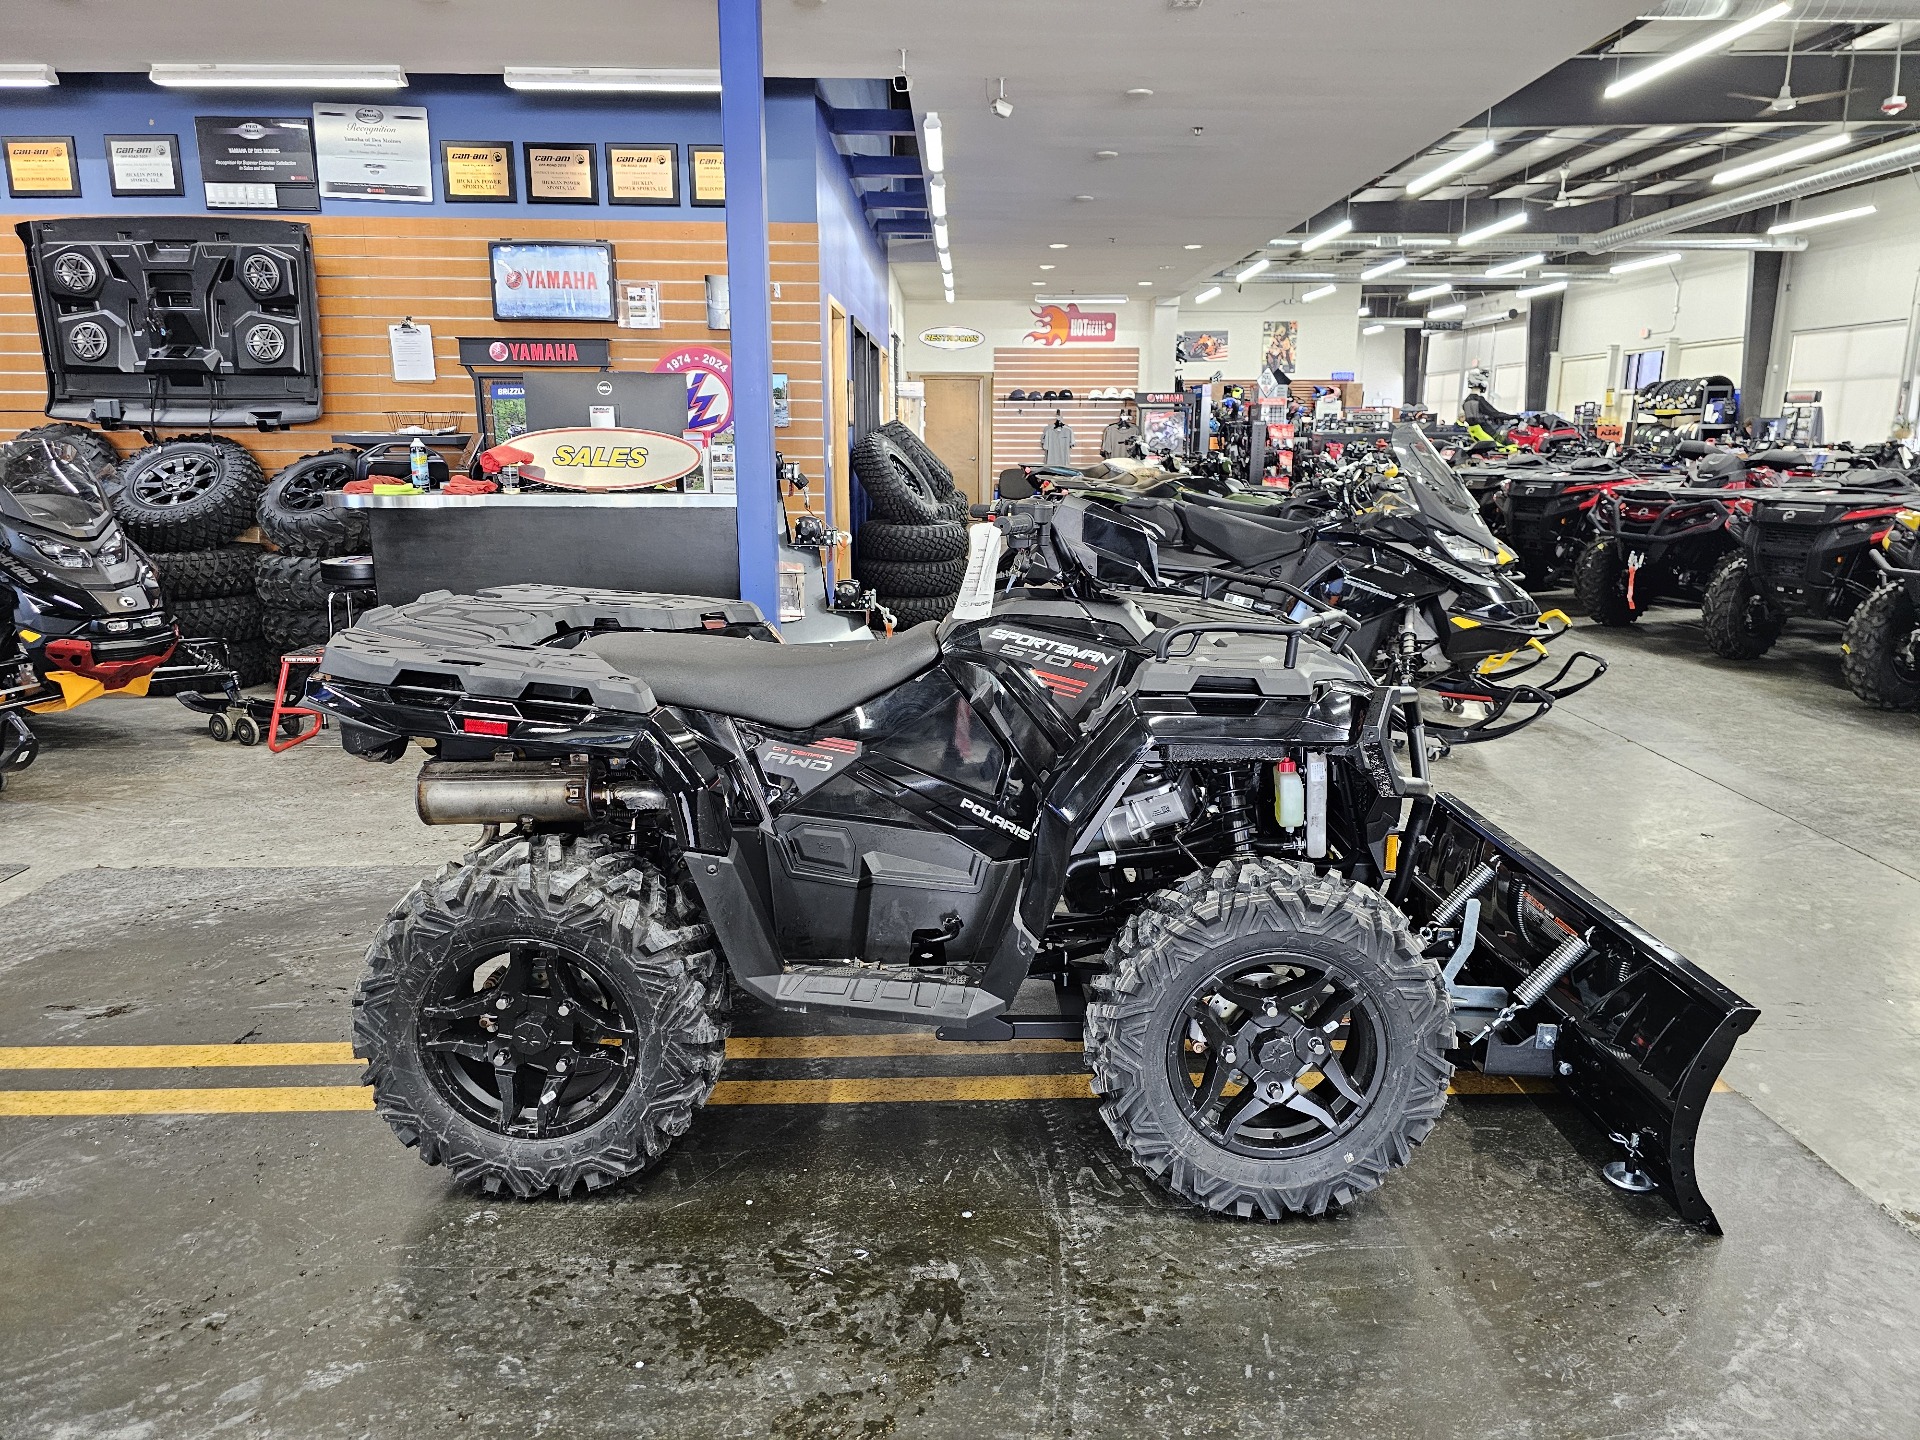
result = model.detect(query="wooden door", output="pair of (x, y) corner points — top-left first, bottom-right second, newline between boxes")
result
(922, 374), (986, 503)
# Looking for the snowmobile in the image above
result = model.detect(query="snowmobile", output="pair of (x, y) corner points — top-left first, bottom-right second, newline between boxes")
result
(1044, 426), (1606, 743)
(1843, 508), (1920, 709)
(0, 433), (231, 714)
(0, 616), (43, 786)
(302, 490), (1756, 1231)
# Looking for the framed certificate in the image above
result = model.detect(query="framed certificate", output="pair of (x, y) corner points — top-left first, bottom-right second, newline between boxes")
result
(441, 141), (515, 203)
(688, 145), (725, 206)
(4, 136), (80, 198)
(524, 142), (599, 205)
(607, 143), (679, 206)
(105, 134), (184, 197)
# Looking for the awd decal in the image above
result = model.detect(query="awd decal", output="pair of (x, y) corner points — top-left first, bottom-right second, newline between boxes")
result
(756, 736), (860, 797)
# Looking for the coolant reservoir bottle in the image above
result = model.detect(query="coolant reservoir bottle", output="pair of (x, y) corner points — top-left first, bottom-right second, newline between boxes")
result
(1275, 758), (1306, 829)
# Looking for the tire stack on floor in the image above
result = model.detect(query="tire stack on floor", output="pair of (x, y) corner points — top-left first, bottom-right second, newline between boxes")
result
(852, 421), (972, 629)
(255, 449), (370, 656)
(106, 434), (273, 686)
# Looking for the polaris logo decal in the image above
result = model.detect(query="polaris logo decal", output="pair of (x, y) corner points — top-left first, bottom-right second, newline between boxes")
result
(960, 796), (1033, 841)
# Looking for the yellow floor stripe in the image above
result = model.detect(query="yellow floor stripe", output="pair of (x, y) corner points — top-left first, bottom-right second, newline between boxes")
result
(0, 1086), (375, 1116)
(710, 1074), (1096, 1105)
(724, 1035), (1084, 1060)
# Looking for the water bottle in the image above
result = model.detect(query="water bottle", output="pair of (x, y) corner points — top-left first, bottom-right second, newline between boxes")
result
(409, 437), (430, 488)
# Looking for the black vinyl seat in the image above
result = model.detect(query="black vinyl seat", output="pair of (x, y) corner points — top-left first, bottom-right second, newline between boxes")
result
(1179, 500), (1313, 568)
(577, 626), (943, 729)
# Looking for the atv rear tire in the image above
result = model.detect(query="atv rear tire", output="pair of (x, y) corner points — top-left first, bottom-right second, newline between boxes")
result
(1085, 856), (1451, 1220)
(257, 450), (368, 557)
(852, 430), (945, 525)
(881, 419), (956, 492)
(1573, 539), (1641, 626)
(15, 422), (121, 488)
(1842, 584), (1920, 710)
(353, 833), (728, 1198)
(1702, 555), (1782, 660)
(112, 439), (265, 552)
(858, 519), (969, 564)
(171, 593), (263, 642)
(255, 553), (329, 611)
(881, 592), (959, 628)
(152, 544), (261, 601)
(262, 607), (332, 653)
(857, 556), (969, 598)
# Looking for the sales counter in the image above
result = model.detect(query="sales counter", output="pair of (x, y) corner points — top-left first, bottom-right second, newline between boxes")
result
(328, 489), (739, 605)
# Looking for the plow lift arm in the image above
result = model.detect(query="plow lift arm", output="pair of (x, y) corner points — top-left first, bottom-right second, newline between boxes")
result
(1392, 793), (1758, 1233)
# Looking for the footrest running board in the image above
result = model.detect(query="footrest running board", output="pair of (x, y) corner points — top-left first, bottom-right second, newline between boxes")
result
(738, 969), (1007, 1027)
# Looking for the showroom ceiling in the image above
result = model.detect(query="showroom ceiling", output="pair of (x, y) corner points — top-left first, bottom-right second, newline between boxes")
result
(3, 0), (1646, 305)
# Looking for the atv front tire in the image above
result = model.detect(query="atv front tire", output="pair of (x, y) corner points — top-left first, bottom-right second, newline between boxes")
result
(1085, 856), (1451, 1219)
(353, 834), (728, 1198)
(257, 450), (368, 557)
(1842, 584), (1920, 710)
(112, 438), (265, 552)
(1702, 555), (1783, 660)
(1573, 539), (1641, 626)
(858, 519), (969, 564)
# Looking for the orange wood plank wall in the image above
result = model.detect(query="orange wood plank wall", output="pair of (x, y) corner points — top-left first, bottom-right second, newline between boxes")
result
(988, 347), (1140, 472)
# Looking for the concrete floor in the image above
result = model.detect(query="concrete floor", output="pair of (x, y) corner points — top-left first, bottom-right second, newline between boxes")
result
(2, 602), (1919, 1436)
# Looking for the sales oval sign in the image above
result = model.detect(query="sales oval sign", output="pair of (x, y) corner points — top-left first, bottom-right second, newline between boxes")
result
(480, 426), (704, 492)
(919, 326), (985, 351)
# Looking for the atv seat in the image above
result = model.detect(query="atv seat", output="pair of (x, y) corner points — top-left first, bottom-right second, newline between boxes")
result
(1179, 500), (1314, 568)
(577, 626), (942, 730)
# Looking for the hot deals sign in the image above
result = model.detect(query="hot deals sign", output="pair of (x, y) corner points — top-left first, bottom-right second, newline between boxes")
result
(652, 345), (733, 434)
(1024, 303), (1117, 346)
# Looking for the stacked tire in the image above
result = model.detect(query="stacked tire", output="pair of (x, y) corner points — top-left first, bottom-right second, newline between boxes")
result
(853, 422), (971, 629)
(108, 435), (273, 686)
(255, 450), (369, 658)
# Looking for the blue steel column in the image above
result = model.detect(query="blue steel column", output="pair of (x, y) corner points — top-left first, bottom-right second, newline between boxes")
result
(718, 0), (779, 617)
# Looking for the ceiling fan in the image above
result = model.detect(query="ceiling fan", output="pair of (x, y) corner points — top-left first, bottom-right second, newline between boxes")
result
(1549, 167), (1577, 208)
(1730, 24), (1853, 113)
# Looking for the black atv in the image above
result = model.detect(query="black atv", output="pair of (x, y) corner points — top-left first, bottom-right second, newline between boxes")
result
(303, 494), (1755, 1230)
(1701, 472), (1920, 662)
(1841, 507), (1920, 709)
(0, 434), (231, 711)
(1573, 448), (1804, 625)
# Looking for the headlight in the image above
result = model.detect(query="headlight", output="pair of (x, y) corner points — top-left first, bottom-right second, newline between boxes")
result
(98, 534), (127, 566)
(1436, 533), (1499, 566)
(24, 536), (93, 570)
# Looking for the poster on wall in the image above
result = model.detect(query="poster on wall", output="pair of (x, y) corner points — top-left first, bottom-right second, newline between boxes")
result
(3, 137), (80, 198)
(194, 116), (318, 210)
(1259, 319), (1299, 397)
(441, 141), (515, 202)
(1023, 303), (1117, 345)
(313, 103), (432, 202)
(653, 345), (733, 434)
(1175, 330), (1228, 364)
(688, 145), (725, 206)
(771, 373), (790, 428)
(524, 142), (599, 204)
(608, 144), (679, 205)
(621, 280), (662, 330)
(488, 241), (615, 322)
(105, 135), (183, 196)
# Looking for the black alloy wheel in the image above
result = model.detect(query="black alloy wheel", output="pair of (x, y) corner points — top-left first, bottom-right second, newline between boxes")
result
(279, 454), (356, 510)
(419, 940), (640, 1139)
(133, 450), (221, 508)
(1166, 952), (1384, 1158)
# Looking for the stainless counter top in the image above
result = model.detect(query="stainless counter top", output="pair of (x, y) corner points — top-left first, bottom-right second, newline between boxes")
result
(327, 490), (738, 510)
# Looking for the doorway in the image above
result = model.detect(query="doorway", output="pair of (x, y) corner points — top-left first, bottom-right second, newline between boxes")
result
(921, 374), (988, 504)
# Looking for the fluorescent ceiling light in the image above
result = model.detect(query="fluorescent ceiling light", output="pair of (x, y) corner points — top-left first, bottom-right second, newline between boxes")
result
(1266, 238), (1302, 248)
(1049, 242), (1069, 250)
(928, 176), (947, 219)
(1610, 251), (1682, 274)
(1456, 211), (1529, 246)
(1235, 256), (1272, 282)
(1360, 255), (1408, 280)
(1485, 252), (1544, 278)
(1194, 286), (1222, 304)
(1301, 284), (1337, 302)
(152, 63), (408, 89)
(1408, 281), (1453, 301)
(1768, 203), (1878, 235)
(1184, 243), (1204, 250)
(944, 292), (955, 304)
(1603, 1), (1793, 99)
(1516, 280), (1568, 300)
(1357, 305), (1372, 317)
(921, 112), (943, 174)
(1713, 131), (1853, 187)
(1363, 323), (1387, 335)
(1034, 294), (1128, 305)
(0, 64), (57, 88)
(1405, 139), (1497, 197)
(501, 66), (717, 92)
(1299, 217), (1355, 253)
(1138, 280), (1154, 286)
(1427, 302), (1468, 319)
(938, 250), (952, 273)
(933, 220), (950, 249)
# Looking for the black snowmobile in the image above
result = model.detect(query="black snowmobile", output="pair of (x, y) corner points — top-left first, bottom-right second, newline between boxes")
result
(0, 614), (43, 786)
(0, 433), (230, 715)
(302, 491), (1755, 1231)
(1047, 426), (1605, 742)
(1701, 470), (1920, 662)
(1843, 507), (1920, 709)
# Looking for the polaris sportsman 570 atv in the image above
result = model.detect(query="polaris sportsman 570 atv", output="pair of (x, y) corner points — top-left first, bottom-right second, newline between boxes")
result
(0, 434), (231, 712)
(1843, 507), (1920, 709)
(305, 494), (1755, 1230)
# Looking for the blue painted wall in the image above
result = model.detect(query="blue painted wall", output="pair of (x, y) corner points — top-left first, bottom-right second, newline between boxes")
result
(812, 103), (892, 344)
(0, 73), (820, 223)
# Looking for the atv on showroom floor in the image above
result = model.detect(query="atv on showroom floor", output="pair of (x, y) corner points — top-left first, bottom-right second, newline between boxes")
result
(1842, 508), (1920, 709)
(306, 497), (1755, 1230)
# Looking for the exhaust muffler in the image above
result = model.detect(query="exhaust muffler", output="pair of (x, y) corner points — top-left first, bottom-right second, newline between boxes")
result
(416, 760), (667, 826)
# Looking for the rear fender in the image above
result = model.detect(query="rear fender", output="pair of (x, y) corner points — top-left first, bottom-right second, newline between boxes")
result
(1399, 793), (1758, 1233)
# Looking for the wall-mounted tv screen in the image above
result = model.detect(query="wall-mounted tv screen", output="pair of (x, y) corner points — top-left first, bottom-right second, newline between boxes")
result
(488, 240), (615, 322)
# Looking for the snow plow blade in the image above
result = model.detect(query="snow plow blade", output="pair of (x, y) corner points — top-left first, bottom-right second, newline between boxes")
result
(1393, 793), (1759, 1234)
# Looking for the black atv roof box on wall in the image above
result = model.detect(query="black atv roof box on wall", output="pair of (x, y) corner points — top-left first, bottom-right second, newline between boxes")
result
(16, 216), (323, 430)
